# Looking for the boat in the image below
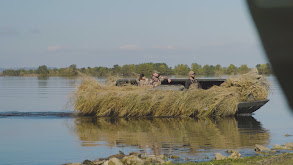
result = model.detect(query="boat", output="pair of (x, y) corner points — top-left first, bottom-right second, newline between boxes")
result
(116, 78), (269, 115)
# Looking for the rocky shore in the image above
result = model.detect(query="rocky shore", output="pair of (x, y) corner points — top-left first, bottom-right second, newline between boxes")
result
(63, 151), (172, 165)
(63, 142), (293, 165)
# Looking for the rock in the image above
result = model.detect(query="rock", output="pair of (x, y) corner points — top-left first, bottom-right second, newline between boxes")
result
(228, 151), (241, 159)
(129, 152), (141, 158)
(122, 155), (144, 165)
(121, 156), (131, 165)
(102, 160), (109, 165)
(285, 142), (293, 149)
(109, 154), (125, 160)
(146, 155), (165, 164)
(273, 144), (287, 150)
(93, 158), (107, 165)
(93, 160), (105, 165)
(214, 153), (226, 160)
(255, 144), (271, 152)
(83, 160), (94, 165)
(108, 158), (123, 165)
(107, 151), (126, 160)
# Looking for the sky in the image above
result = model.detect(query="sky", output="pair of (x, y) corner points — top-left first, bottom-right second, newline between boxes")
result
(0, 0), (268, 68)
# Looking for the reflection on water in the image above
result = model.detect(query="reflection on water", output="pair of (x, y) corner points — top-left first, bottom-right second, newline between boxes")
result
(71, 117), (269, 155)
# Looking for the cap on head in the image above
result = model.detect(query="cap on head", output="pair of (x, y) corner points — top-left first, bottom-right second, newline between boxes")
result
(189, 71), (195, 75)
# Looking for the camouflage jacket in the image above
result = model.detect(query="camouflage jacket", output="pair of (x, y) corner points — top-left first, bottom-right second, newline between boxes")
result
(150, 75), (169, 86)
(137, 78), (151, 86)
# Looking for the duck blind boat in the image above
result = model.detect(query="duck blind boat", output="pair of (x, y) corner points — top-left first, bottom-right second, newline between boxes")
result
(116, 78), (269, 115)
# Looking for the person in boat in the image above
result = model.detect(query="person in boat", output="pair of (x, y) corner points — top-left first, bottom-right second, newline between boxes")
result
(137, 73), (150, 86)
(150, 70), (171, 87)
(185, 71), (199, 89)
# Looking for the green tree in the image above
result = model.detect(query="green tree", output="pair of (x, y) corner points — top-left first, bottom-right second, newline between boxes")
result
(98, 67), (109, 77)
(215, 64), (223, 71)
(226, 64), (238, 75)
(112, 64), (122, 75)
(191, 63), (202, 75)
(266, 63), (273, 74)
(37, 65), (49, 77)
(214, 64), (224, 77)
(90, 67), (99, 76)
(258, 64), (270, 75)
(238, 64), (250, 74)
(202, 65), (215, 75)
(121, 64), (136, 76)
(173, 64), (190, 75)
(49, 68), (58, 76)
(151, 63), (171, 75)
(136, 63), (154, 77)
(58, 64), (78, 77)
(68, 64), (78, 76)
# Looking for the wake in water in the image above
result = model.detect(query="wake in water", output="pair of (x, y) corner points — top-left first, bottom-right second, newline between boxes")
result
(0, 111), (74, 118)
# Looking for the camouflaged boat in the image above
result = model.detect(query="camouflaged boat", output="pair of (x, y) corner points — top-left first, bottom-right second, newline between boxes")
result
(116, 78), (269, 115)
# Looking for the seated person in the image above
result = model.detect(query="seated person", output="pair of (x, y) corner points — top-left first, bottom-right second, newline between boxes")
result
(185, 71), (199, 89)
(150, 70), (171, 87)
(137, 73), (150, 86)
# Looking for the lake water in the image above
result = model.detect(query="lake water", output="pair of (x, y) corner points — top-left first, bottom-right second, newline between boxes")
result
(0, 76), (293, 165)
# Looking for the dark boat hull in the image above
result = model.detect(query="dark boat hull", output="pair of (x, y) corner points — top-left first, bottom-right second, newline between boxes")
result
(237, 99), (269, 115)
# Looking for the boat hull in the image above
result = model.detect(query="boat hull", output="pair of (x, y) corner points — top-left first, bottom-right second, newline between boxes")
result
(237, 99), (269, 115)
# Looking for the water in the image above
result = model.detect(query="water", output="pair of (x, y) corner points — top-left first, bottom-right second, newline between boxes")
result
(0, 76), (293, 164)
(0, 77), (76, 112)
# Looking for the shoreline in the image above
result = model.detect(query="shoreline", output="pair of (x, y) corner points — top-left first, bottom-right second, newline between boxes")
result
(63, 143), (293, 165)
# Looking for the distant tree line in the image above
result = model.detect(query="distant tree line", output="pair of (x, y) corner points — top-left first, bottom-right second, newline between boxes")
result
(0, 63), (273, 77)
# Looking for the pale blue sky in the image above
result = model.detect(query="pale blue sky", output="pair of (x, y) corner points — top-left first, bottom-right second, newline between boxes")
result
(0, 0), (268, 68)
